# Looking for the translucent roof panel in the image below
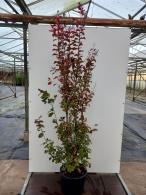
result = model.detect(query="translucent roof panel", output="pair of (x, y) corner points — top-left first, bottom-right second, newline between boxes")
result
(0, 28), (23, 53)
(26, 0), (37, 4)
(139, 38), (146, 45)
(0, 1), (21, 14)
(0, 0), (24, 67)
(0, 1), (15, 13)
(88, 0), (145, 19)
(131, 49), (146, 58)
(28, 0), (90, 15)
(88, 2), (123, 19)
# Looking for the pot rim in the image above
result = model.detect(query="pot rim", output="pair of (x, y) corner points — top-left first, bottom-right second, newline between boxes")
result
(61, 170), (87, 180)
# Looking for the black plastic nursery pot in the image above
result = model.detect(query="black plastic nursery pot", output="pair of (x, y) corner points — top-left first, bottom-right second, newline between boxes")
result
(60, 171), (87, 195)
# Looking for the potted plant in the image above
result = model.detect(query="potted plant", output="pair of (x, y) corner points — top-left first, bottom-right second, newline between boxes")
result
(35, 4), (98, 195)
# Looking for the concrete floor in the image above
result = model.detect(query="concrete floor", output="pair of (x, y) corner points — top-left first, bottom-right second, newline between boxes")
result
(0, 160), (28, 195)
(0, 160), (146, 195)
(121, 162), (146, 195)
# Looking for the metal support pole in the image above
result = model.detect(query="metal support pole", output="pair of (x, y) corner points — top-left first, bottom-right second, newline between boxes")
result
(92, 1), (125, 19)
(145, 77), (146, 95)
(132, 62), (138, 101)
(130, 74), (132, 93)
(128, 75), (130, 90)
(131, 4), (146, 19)
(129, 74), (131, 93)
(23, 24), (29, 134)
(4, 0), (19, 14)
(139, 73), (141, 90)
(14, 58), (16, 98)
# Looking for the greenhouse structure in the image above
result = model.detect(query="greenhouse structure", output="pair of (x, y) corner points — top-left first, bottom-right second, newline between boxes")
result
(0, 1), (146, 195)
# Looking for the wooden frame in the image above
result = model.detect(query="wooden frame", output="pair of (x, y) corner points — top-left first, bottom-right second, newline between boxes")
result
(0, 13), (146, 28)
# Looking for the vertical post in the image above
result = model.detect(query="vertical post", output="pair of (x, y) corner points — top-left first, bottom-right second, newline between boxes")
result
(130, 74), (132, 93)
(145, 74), (146, 95)
(132, 62), (138, 101)
(139, 73), (141, 90)
(23, 23), (29, 137)
(127, 74), (129, 92)
(131, 74), (133, 93)
(14, 58), (17, 98)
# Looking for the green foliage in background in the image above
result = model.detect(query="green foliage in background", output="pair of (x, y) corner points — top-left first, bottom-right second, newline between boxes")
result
(16, 73), (25, 86)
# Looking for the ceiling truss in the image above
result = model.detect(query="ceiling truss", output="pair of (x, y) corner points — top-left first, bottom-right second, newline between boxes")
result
(0, 0), (145, 74)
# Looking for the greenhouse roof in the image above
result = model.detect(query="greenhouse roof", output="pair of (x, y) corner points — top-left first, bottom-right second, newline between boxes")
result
(0, 0), (146, 73)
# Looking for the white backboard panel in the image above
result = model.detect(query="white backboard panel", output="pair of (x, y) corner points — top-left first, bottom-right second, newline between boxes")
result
(29, 24), (130, 173)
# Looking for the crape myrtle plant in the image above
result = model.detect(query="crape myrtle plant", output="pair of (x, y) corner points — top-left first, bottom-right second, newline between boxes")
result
(35, 4), (98, 175)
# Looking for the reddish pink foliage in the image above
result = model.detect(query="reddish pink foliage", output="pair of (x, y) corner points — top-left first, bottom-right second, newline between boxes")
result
(49, 6), (98, 122)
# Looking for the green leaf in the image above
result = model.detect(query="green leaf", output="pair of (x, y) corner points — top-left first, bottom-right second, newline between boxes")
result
(52, 119), (57, 123)
(48, 112), (54, 117)
(67, 164), (75, 173)
(38, 132), (43, 138)
(48, 98), (54, 103)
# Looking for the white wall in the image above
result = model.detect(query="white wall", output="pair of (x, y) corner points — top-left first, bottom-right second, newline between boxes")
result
(28, 24), (130, 173)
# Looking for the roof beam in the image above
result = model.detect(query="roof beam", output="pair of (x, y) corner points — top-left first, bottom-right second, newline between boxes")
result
(0, 39), (16, 47)
(139, 0), (146, 3)
(0, 22), (23, 28)
(131, 28), (146, 33)
(0, 13), (146, 28)
(0, 7), (23, 38)
(85, 0), (92, 18)
(15, 0), (32, 15)
(1, 52), (24, 55)
(130, 4), (146, 39)
(3, 43), (23, 52)
(0, 59), (14, 66)
(131, 4), (146, 19)
(131, 34), (146, 45)
(0, 49), (23, 61)
(28, 0), (45, 6)
(4, 0), (19, 14)
(0, 31), (14, 38)
(0, 37), (23, 40)
(92, 1), (125, 19)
